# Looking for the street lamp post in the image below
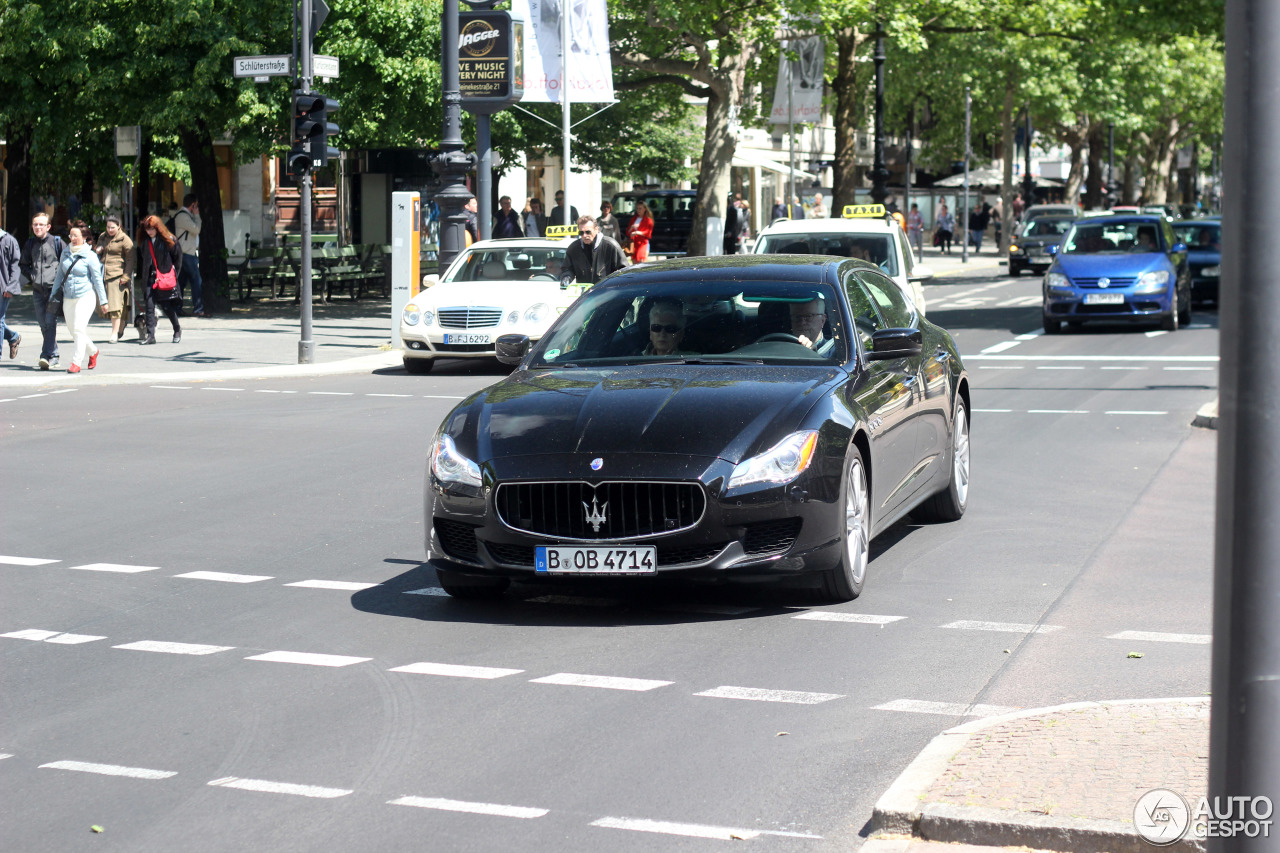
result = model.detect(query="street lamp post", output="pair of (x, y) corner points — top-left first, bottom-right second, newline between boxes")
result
(433, 0), (476, 275)
(870, 26), (889, 205)
(1022, 107), (1034, 209)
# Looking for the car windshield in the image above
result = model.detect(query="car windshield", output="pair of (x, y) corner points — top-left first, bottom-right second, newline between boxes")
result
(529, 279), (847, 367)
(1173, 223), (1221, 251)
(1062, 222), (1163, 254)
(1020, 218), (1073, 238)
(447, 248), (567, 283)
(756, 233), (899, 276)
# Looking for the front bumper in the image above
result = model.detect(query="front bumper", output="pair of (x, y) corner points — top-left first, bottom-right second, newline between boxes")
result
(424, 453), (842, 581)
(1042, 289), (1173, 323)
(401, 326), (539, 361)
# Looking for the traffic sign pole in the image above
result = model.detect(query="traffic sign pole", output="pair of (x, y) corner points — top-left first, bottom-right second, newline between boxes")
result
(298, 0), (315, 364)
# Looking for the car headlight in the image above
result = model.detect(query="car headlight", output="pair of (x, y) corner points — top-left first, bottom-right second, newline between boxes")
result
(1045, 272), (1072, 295)
(1009, 243), (1020, 254)
(430, 434), (482, 488)
(1202, 265), (1221, 278)
(507, 310), (520, 325)
(524, 303), (550, 323)
(1135, 270), (1171, 293)
(727, 431), (819, 490)
(402, 304), (421, 326)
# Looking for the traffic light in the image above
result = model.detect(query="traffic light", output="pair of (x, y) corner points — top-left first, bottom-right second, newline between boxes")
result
(292, 90), (340, 170)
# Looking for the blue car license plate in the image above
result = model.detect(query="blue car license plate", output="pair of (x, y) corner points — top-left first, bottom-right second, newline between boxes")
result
(535, 545), (657, 574)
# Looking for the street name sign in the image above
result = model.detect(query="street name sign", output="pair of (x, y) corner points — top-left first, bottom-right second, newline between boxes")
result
(314, 55), (340, 78)
(234, 55), (291, 78)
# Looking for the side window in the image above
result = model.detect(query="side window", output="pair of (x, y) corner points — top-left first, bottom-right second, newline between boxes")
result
(857, 270), (914, 328)
(843, 272), (882, 352)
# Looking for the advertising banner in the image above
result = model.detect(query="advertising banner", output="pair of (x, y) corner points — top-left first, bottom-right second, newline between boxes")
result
(509, 0), (615, 103)
(769, 37), (824, 124)
(459, 10), (524, 113)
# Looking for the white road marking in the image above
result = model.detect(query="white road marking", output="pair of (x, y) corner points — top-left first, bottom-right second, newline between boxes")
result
(980, 340), (1023, 354)
(389, 796), (548, 818)
(68, 563), (159, 573)
(1105, 410), (1168, 416)
(285, 579), (381, 591)
(44, 633), (107, 644)
(1145, 330), (1169, 338)
(308, 391), (353, 396)
(1037, 365), (1085, 370)
(942, 620), (1062, 634)
(1107, 630), (1212, 645)
(998, 296), (1044, 308)
(1101, 366), (1148, 370)
(531, 673), (674, 692)
(793, 612), (906, 625)
(207, 776), (351, 798)
(0, 754), (11, 759)
(872, 699), (1017, 717)
(3, 629), (64, 641)
(390, 662), (525, 679)
(49, 388), (77, 395)
(404, 587), (450, 596)
(114, 640), (235, 655)
(590, 817), (821, 841)
(245, 650), (372, 667)
(18, 393), (48, 399)
(973, 408), (1013, 413)
(694, 686), (843, 705)
(367, 393), (413, 397)
(41, 760), (177, 780)
(1164, 366), (1214, 371)
(979, 365), (1024, 370)
(175, 571), (274, 583)
(202, 387), (244, 392)
(253, 389), (281, 393)
(1014, 331), (1043, 340)
(151, 385), (192, 390)
(1027, 409), (1089, 415)
(0, 399), (16, 403)
(0, 555), (60, 566)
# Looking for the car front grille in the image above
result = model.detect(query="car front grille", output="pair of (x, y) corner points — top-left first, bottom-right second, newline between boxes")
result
(495, 481), (706, 541)
(1073, 276), (1137, 289)
(439, 307), (503, 329)
(433, 518), (479, 560)
(743, 518), (803, 556)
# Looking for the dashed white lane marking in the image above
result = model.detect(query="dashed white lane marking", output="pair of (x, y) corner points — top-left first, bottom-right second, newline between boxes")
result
(943, 620), (1063, 634)
(3, 629), (105, 643)
(389, 796), (548, 819)
(46, 633), (107, 644)
(694, 686), (843, 705)
(0, 754), (11, 760)
(793, 612), (906, 625)
(151, 385), (193, 390)
(1102, 366), (1148, 370)
(1027, 409), (1089, 414)
(0, 555), (60, 566)
(531, 673), (673, 692)
(202, 387), (244, 392)
(979, 365), (1024, 370)
(590, 817), (821, 841)
(973, 408), (1013, 413)
(175, 571), (274, 583)
(404, 587), (450, 596)
(1146, 330), (1169, 338)
(391, 662), (525, 679)
(998, 296), (1044, 308)
(367, 393), (413, 397)
(40, 760), (178, 780)
(114, 640), (235, 655)
(1037, 365), (1084, 370)
(308, 391), (353, 396)
(254, 389), (281, 393)
(1105, 410), (1168, 416)
(285, 579), (381, 591)
(1164, 366), (1215, 371)
(207, 776), (352, 798)
(69, 563), (159, 573)
(49, 388), (77, 395)
(245, 650), (372, 667)
(872, 699), (1017, 717)
(980, 340), (1023, 354)
(1107, 630), (1212, 645)
(18, 393), (49, 399)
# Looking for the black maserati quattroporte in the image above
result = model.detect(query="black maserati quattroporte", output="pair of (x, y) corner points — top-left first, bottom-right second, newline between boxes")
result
(425, 255), (970, 602)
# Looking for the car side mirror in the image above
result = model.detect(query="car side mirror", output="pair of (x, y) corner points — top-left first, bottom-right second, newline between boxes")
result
(421, 274), (441, 289)
(867, 328), (923, 361)
(1171, 242), (1187, 253)
(1046, 245), (1059, 256)
(495, 334), (531, 366)
(908, 264), (935, 283)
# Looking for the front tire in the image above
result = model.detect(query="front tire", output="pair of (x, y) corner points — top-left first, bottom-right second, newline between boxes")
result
(1043, 316), (1061, 334)
(404, 357), (435, 374)
(1178, 290), (1192, 327)
(915, 397), (970, 523)
(436, 567), (510, 599)
(819, 447), (870, 602)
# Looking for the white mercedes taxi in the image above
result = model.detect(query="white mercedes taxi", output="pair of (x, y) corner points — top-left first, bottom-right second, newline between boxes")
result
(400, 228), (587, 373)
(752, 204), (933, 313)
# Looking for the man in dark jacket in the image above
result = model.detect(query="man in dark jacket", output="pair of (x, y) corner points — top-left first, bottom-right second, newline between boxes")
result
(564, 215), (627, 284)
(0, 225), (21, 359)
(492, 196), (524, 238)
(19, 213), (64, 369)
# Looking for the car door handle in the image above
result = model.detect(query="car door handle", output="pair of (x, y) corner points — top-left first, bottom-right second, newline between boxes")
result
(935, 349), (951, 362)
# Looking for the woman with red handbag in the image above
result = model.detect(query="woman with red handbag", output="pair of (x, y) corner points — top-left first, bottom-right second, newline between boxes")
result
(135, 215), (184, 344)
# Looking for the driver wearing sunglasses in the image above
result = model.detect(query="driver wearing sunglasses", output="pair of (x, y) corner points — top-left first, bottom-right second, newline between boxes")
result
(643, 300), (695, 356)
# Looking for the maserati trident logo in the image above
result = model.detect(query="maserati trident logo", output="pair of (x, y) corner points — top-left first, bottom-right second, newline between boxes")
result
(1098, 276), (1112, 288)
(583, 495), (608, 533)
(590, 457), (604, 471)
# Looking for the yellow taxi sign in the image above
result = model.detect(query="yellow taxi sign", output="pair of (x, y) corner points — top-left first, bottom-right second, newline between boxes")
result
(544, 224), (579, 239)
(842, 204), (887, 219)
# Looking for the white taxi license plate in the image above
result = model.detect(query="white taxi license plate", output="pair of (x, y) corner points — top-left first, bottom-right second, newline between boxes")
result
(535, 545), (657, 574)
(444, 333), (491, 344)
(1084, 292), (1125, 305)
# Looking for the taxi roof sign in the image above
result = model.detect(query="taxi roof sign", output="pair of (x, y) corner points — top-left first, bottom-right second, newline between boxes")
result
(842, 204), (887, 219)
(544, 224), (579, 239)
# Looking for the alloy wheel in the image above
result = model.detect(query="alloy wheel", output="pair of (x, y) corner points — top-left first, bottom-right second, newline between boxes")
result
(953, 404), (970, 508)
(845, 458), (870, 585)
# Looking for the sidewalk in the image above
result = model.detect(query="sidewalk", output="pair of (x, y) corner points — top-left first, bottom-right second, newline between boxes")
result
(864, 698), (1210, 853)
(0, 297), (401, 388)
(915, 243), (1006, 280)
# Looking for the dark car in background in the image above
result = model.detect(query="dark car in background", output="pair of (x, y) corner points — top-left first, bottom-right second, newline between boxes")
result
(1008, 214), (1075, 276)
(611, 189), (698, 255)
(1172, 219), (1222, 305)
(425, 255), (970, 603)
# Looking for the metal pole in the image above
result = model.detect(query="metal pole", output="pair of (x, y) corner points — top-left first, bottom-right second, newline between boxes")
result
(561, 0), (571, 225)
(1210, 4), (1280, 849)
(962, 86), (970, 264)
(1107, 121), (1115, 208)
(1023, 107), (1034, 209)
(432, 0), (474, 274)
(477, 115), (492, 240)
(298, 0), (314, 364)
(870, 26), (887, 205)
(905, 117), (913, 240)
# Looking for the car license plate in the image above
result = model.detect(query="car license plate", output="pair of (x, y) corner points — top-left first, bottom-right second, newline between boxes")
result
(444, 333), (491, 344)
(1084, 292), (1125, 305)
(535, 545), (657, 574)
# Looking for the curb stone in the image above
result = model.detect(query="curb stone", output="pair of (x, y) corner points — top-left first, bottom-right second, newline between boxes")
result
(1192, 399), (1218, 430)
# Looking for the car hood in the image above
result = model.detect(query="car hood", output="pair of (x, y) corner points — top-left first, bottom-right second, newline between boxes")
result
(1016, 235), (1064, 248)
(454, 365), (840, 465)
(1054, 253), (1168, 278)
(411, 279), (571, 311)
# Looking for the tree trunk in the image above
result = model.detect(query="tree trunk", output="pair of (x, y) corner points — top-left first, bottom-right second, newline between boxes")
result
(180, 121), (230, 312)
(687, 57), (747, 257)
(135, 133), (153, 234)
(81, 163), (95, 214)
(1084, 124), (1105, 209)
(1122, 134), (1140, 203)
(3, 124), (33, 242)
(1140, 119), (1179, 205)
(999, 86), (1016, 254)
(831, 28), (867, 212)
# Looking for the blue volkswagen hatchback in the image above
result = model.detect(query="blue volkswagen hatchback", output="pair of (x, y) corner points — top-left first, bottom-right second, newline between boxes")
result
(1042, 215), (1191, 333)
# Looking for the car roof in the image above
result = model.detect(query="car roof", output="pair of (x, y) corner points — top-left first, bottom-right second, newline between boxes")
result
(1025, 214), (1077, 221)
(598, 253), (876, 287)
(466, 237), (574, 249)
(757, 217), (898, 235)
(1173, 218), (1220, 225)
(1072, 214), (1166, 225)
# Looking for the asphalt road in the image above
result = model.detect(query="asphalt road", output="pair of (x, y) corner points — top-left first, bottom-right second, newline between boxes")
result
(0, 270), (1218, 852)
